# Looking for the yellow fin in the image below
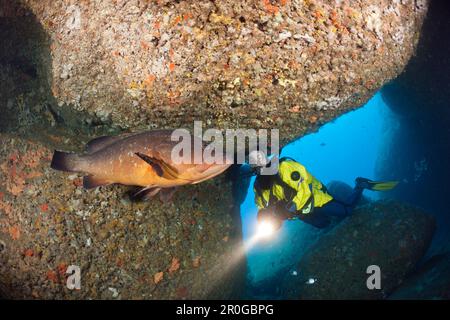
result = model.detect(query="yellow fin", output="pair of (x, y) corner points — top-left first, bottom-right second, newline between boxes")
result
(370, 180), (399, 191)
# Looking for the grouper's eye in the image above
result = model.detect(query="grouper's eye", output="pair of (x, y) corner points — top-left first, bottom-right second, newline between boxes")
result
(291, 171), (300, 181)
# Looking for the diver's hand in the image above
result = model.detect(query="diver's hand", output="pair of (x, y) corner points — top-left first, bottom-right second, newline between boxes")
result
(274, 201), (297, 220)
(257, 207), (284, 230)
(284, 200), (297, 213)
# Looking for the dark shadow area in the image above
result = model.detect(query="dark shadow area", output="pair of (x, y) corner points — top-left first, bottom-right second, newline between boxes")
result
(0, 0), (52, 133)
(0, 0), (123, 150)
(380, 0), (450, 258)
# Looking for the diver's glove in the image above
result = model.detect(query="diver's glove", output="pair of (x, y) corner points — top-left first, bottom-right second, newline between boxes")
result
(257, 204), (293, 231)
(285, 201), (297, 213)
(257, 208), (282, 231)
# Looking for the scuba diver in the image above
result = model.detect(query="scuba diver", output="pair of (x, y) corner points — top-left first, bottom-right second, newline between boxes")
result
(249, 151), (398, 230)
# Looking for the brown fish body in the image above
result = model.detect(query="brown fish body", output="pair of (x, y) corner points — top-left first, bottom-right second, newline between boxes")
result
(51, 130), (232, 189)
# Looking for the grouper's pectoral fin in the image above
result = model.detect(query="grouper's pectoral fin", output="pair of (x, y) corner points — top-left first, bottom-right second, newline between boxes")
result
(135, 152), (179, 180)
(83, 175), (111, 189)
(130, 186), (161, 201)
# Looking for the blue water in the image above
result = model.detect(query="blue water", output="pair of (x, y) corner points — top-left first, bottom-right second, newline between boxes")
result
(240, 93), (399, 288)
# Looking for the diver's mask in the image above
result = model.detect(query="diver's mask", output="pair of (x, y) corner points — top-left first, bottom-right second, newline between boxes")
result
(248, 150), (270, 175)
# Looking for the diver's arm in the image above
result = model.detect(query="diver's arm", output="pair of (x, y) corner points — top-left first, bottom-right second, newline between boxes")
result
(255, 197), (264, 210)
(300, 195), (314, 215)
(273, 202), (297, 220)
(255, 191), (267, 210)
(286, 185), (315, 216)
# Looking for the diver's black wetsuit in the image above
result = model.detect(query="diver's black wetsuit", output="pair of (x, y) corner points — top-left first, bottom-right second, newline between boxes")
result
(296, 185), (364, 228)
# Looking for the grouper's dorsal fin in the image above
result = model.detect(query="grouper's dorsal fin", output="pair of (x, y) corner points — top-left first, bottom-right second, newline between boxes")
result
(86, 133), (136, 154)
(86, 136), (120, 154)
(135, 152), (179, 180)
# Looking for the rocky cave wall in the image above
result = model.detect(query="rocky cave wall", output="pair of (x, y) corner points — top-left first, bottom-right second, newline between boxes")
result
(3, 0), (428, 142)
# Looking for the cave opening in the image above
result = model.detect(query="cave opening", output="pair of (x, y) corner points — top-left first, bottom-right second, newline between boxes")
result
(240, 90), (450, 299)
(239, 0), (450, 299)
(240, 92), (397, 298)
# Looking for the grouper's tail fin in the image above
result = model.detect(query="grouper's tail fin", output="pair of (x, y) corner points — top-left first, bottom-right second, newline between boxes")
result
(356, 177), (399, 191)
(51, 151), (83, 172)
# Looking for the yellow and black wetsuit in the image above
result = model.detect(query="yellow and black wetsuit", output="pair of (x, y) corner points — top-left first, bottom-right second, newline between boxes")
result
(254, 158), (350, 228)
(254, 158), (332, 217)
(254, 158), (398, 228)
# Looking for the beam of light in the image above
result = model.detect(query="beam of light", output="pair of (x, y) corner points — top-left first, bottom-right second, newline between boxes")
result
(256, 220), (276, 238)
(204, 220), (277, 296)
(243, 220), (276, 251)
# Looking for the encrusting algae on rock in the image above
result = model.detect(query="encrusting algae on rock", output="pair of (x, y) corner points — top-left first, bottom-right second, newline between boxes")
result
(3, 0), (429, 143)
(282, 200), (436, 300)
